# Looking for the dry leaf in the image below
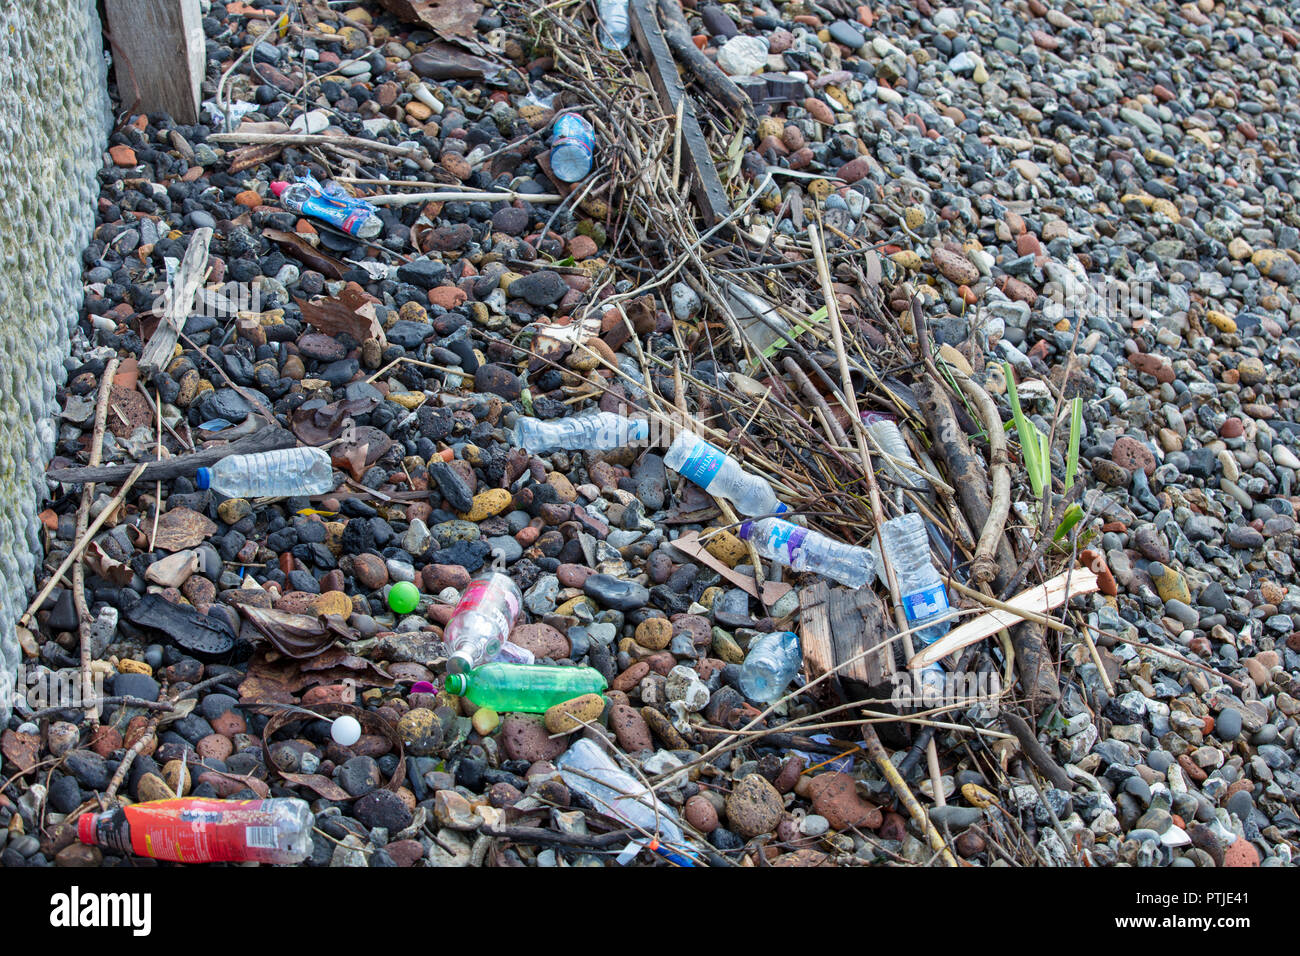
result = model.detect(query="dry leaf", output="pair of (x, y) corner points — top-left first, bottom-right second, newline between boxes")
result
(296, 286), (387, 349)
(264, 229), (347, 279)
(377, 0), (482, 38)
(1, 729), (39, 772)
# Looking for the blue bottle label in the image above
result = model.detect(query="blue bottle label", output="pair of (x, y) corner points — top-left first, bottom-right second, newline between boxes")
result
(678, 438), (725, 489)
(902, 583), (949, 622)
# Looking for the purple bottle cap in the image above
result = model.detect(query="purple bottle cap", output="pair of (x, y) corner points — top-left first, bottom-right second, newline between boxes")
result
(737, 520), (754, 540)
(410, 681), (435, 695)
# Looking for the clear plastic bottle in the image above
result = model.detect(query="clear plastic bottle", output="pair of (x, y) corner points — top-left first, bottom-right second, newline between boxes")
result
(879, 512), (950, 691)
(596, 0), (631, 49)
(664, 430), (788, 517)
(739, 630), (803, 702)
(196, 446), (335, 497)
(738, 516), (876, 587)
(443, 572), (524, 675)
(550, 113), (597, 182)
(864, 416), (926, 491)
(512, 413), (649, 454)
(78, 797), (313, 864)
(444, 662), (607, 713)
(556, 737), (684, 845)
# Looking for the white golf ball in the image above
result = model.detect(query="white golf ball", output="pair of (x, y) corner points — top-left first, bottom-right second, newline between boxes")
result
(331, 715), (362, 747)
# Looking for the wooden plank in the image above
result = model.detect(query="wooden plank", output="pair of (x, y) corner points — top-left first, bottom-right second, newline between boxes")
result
(139, 226), (212, 378)
(669, 531), (792, 606)
(105, 0), (204, 124)
(799, 579), (895, 698)
(629, 0), (732, 226)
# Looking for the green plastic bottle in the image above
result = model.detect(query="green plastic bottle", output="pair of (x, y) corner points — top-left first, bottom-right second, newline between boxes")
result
(444, 663), (607, 713)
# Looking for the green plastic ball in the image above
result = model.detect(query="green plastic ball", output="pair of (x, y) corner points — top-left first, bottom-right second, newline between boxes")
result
(388, 581), (420, 614)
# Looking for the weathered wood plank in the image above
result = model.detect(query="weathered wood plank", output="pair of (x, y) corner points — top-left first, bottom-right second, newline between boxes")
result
(629, 0), (732, 226)
(105, 0), (205, 124)
(799, 579), (896, 698)
(139, 226), (212, 379)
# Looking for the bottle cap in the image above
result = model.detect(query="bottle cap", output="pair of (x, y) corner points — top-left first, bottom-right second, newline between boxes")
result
(445, 673), (468, 695)
(195, 467), (211, 490)
(77, 812), (97, 846)
(269, 181), (289, 197)
(773, 502), (789, 515)
(387, 581), (420, 614)
(737, 519), (754, 540)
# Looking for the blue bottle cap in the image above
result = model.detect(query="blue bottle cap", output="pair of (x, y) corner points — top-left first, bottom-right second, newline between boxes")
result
(195, 467), (212, 490)
(773, 502), (789, 515)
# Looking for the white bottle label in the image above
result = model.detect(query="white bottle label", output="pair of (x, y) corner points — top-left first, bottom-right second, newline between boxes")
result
(902, 583), (948, 622)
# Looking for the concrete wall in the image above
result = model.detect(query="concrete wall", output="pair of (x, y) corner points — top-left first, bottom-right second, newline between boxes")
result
(0, 0), (111, 718)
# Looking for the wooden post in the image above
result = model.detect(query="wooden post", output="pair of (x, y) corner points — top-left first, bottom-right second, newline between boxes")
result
(105, 0), (205, 124)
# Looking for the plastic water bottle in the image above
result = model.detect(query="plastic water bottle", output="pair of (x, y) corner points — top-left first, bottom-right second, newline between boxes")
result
(556, 737), (685, 846)
(196, 446), (335, 497)
(78, 797), (313, 864)
(270, 174), (382, 239)
(512, 413), (649, 454)
(664, 430), (788, 517)
(738, 516), (876, 587)
(444, 662), (607, 712)
(444, 572), (524, 675)
(739, 630), (803, 702)
(596, 0), (631, 50)
(550, 113), (596, 182)
(879, 512), (950, 692)
(864, 416), (926, 491)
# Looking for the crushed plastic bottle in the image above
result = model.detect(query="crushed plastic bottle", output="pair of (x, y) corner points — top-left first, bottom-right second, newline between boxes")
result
(879, 512), (950, 692)
(444, 662), (607, 713)
(270, 173), (382, 238)
(596, 0), (631, 49)
(739, 630), (803, 702)
(738, 516), (876, 587)
(664, 430), (788, 517)
(556, 737), (692, 863)
(196, 446), (335, 498)
(78, 797), (313, 863)
(512, 412), (649, 454)
(444, 572), (523, 674)
(720, 279), (794, 363)
(550, 113), (596, 182)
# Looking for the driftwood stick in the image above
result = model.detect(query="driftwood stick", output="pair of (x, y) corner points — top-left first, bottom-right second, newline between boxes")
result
(207, 131), (434, 170)
(653, 0), (754, 123)
(47, 425), (295, 485)
(76, 358), (120, 723)
(1003, 712), (1074, 792)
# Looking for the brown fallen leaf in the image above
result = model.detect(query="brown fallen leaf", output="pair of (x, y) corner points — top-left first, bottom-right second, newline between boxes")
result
(151, 507), (217, 552)
(1, 729), (39, 773)
(85, 541), (135, 588)
(264, 229), (347, 279)
(290, 396), (379, 446)
(296, 285), (387, 349)
(280, 771), (352, 800)
(239, 605), (348, 659)
(378, 0), (482, 38)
